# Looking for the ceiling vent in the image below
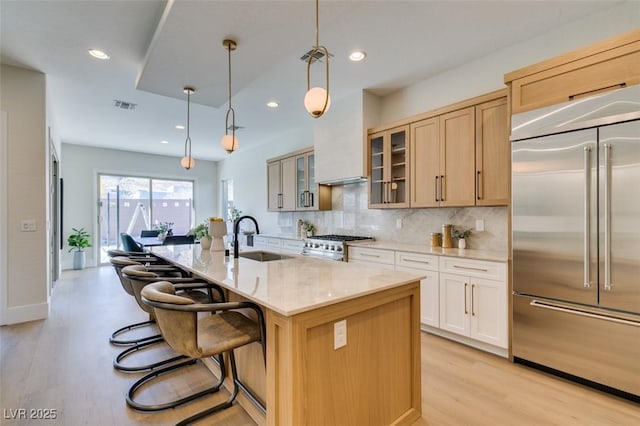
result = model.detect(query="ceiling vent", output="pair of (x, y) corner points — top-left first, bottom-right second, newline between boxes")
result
(300, 48), (333, 64)
(113, 100), (137, 110)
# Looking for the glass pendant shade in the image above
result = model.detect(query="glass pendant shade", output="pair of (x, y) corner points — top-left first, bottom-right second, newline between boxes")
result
(180, 156), (195, 169)
(221, 134), (238, 153)
(304, 86), (331, 118)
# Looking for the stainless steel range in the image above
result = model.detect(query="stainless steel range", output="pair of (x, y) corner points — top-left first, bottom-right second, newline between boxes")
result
(302, 235), (374, 261)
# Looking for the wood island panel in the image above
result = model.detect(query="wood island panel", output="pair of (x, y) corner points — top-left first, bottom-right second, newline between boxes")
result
(266, 282), (421, 426)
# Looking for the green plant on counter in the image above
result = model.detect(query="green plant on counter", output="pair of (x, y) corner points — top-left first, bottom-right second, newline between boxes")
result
(67, 227), (91, 252)
(187, 220), (209, 240)
(452, 227), (472, 240)
(229, 207), (242, 222)
(303, 221), (316, 234)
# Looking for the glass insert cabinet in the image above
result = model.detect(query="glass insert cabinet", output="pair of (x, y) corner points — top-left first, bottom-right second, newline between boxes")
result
(296, 151), (317, 210)
(368, 125), (410, 208)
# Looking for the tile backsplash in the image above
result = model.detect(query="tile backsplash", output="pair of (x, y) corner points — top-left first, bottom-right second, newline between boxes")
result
(278, 182), (508, 252)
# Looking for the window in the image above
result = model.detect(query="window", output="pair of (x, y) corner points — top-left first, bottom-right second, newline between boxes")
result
(222, 179), (234, 222)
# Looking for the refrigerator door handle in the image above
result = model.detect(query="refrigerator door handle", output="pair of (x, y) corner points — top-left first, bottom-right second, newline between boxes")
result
(529, 300), (640, 327)
(583, 146), (591, 288)
(604, 143), (612, 291)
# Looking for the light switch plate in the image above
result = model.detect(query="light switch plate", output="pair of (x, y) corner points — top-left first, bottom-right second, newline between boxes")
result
(396, 218), (402, 229)
(475, 219), (485, 232)
(334, 319), (347, 350)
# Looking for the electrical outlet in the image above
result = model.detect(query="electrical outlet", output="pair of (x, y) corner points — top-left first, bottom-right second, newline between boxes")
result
(396, 218), (403, 229)
(334, 319), (347, 350)
(20, 220), (36, 232)
(475, 219), (485, 232)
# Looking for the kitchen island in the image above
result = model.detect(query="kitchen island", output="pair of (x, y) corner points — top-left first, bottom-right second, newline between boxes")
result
(151, 245), (425, 426)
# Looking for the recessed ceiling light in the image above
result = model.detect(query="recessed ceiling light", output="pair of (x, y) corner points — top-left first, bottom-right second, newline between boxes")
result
(349, 50), (366, 62)
(160, 140), (169, 144)
(266, 101), (279, 108)
(175, 124), (185, 130)
(88, 49), (110, 60)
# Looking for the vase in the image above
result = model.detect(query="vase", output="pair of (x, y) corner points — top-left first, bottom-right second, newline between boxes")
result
(458, 238), (466, 249)
(157, 232), (166, 242)
(209, 221), (228, 252)
(200, 236), (212, 250)
(73, 251), (86, 270)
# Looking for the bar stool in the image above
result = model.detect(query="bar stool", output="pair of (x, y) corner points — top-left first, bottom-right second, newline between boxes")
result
(114, 265), (225, 373)
(129, 281), (266, 425)
(108, 256), (187, 346)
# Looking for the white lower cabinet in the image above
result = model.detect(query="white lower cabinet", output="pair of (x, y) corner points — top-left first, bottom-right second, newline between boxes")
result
(395, 251), (439, 328)
(347, 246), (508, 354)
(439, 257), (507, 349)
(347, 246), (395, 270)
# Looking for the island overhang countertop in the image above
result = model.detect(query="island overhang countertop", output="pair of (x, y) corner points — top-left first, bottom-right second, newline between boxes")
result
(151, 244), (427, 316)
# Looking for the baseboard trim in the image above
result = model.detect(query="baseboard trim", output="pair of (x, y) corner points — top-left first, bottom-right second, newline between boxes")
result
(421, 325), (509, 358)
(4, 301), (49, 325)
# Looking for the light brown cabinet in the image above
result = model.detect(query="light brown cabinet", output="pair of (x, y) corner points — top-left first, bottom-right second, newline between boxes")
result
(475, 97), (509, 206)
(505, 29), (640, 114)
(295, 151), (331, 211)
(267, 156), (296, 211)
(410, 107), (475, 207)
(368, 125), (410, 208)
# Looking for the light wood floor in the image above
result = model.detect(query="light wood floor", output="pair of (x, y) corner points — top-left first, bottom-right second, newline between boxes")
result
(1, 266), (638, 425)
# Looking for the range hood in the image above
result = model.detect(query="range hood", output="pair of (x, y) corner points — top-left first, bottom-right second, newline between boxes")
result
(314, 90), (381, 185)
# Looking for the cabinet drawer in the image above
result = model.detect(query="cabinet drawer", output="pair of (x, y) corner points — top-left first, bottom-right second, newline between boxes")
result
(439, 257), (506, 281)
(254, 236), (268, 247)
(266, 238), (283, 250)
(395, 251), (438, 271)
(510, 41), (640, 113)
(281, 239), (303, 253)
(348, 246), (395, 265)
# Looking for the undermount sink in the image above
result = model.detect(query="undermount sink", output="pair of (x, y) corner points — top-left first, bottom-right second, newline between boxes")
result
(238, 251), (292, 262)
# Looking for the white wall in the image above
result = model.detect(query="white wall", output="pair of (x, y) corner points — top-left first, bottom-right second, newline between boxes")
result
(215, 127), (313, 233)
(0, 64), (49, 325)
(60, 143), (218, 269)
(380, 1), (640, 122)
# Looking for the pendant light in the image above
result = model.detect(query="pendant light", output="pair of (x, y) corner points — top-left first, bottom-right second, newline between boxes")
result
(304, 0), (330, 118)
(180, 87), (195, 170)
(221, 39), (238, 154)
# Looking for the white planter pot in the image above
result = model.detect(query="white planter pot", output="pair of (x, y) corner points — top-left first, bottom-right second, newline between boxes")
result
(200, 236), (212, 250)
(73, 251), (86, 270)
(458, 238), (467, 249)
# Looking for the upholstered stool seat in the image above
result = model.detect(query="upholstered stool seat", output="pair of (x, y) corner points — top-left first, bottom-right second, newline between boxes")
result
(127, 281), (266, 425)
(113, 265), (224, 373)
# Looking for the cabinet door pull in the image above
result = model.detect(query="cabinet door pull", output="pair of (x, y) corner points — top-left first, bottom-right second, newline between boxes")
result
(310, 192), (314, 207)
(440, 175), (445, 202)
(476, 170), (481, 201)
(278, 193), (283, 209)
(435, 176), (439, 202)
(568, 83), (626, 101)
(471, 284), (475, 316)
(464, 283), (468, 314)
(453, 265), (489, 273)
(403, 258), (430, 265)
(361, 252), (381, 258)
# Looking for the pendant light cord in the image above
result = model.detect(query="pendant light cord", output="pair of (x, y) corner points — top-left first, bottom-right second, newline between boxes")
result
(314, 0), (319, 48)
(184, 89), (191, 160)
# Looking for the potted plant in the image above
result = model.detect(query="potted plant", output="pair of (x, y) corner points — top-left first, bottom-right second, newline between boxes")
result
(452, 227), (472, 249)
(188, 220), (211, 249)
(68, 227), (91, 270)
(303, 221), (316, 237)
(155, 221), (174, 241)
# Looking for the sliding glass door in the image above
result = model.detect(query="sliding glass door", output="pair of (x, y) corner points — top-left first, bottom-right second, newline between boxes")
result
(98, 174), (194, 263)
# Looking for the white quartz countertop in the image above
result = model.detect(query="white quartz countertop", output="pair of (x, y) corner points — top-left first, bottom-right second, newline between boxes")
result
(151, 245), (426, 317)
(347, 241), (508, 263)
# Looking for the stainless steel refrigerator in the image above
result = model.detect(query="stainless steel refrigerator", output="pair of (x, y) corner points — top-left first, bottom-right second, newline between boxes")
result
(511, 85), (640, 399)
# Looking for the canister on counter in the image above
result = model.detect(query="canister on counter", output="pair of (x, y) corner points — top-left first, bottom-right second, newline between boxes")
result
(442, 224), (453, 248)
(430, 232), (442, 247)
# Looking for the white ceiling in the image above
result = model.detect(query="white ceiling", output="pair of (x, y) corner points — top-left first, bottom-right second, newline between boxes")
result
(0, 0), (618, 161)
